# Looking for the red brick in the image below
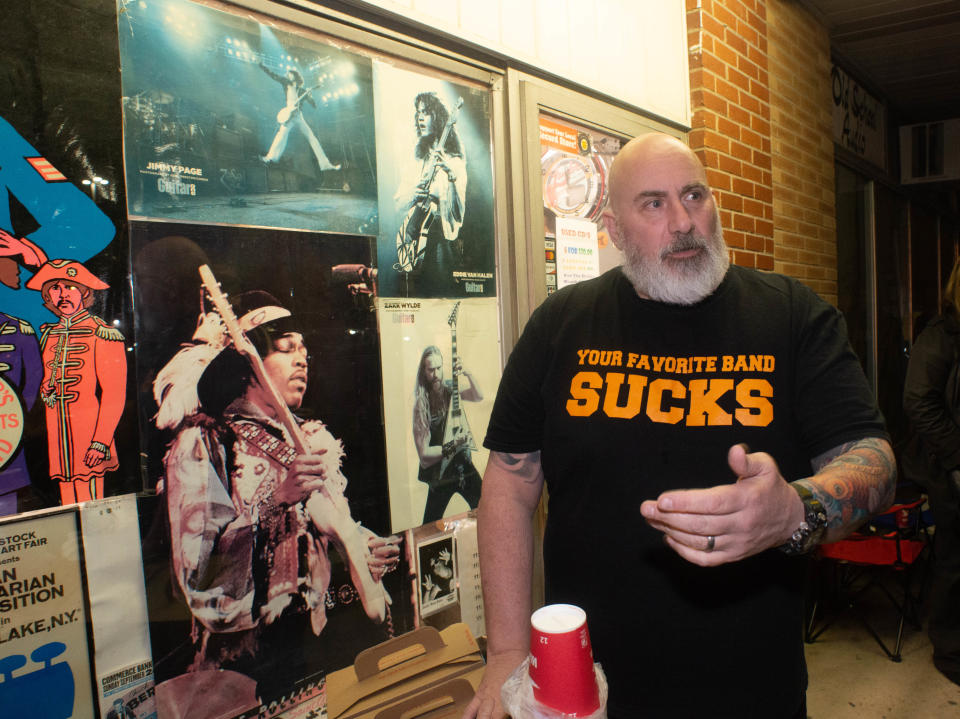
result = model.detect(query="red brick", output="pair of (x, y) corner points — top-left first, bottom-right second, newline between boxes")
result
(717, 153), (742, 175)
(715, 76), (740, 102)
(751, 115), (771, 136)
(741, 127), (763, 150)
(737, 20), (759, 47)
(703, 12), (726, 38)
(727, 31), (748, 56)
(744, 232), (765, 250)
(691, 112), (716, 130)
(732, 177), (754, 197)
(742, 163), (764, 184)
(708, 169), (732, 191)
(733, 250), (756, 268)
(750, 81), (770, 103)
(725, 229), (746, 249)
(738, 55), (760, 80)
(701, 52), (727, 76)
(757, 254), (775, 271)
(756, 219), (774, 236)
(719, 190), (744, 212)
(714, 4), (739, 30)
(703, 90), (729, 114)
(743, 197), (764, 216)
(730, 140), (753, 162)
(714, 40), (740, 67)
(735, 214), (756, 232)
(740, 93), (761, 114)
(702, 129), (730, 153)
(728, 66), (752, 92)
(717, 115), (741, 140)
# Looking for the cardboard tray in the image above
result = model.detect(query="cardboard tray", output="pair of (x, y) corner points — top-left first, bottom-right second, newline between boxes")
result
(326, 623), (485, 719)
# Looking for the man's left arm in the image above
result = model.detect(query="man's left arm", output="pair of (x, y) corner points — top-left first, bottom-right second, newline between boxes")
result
(798, 436), (897, 543)
(640, 436), (896, 567)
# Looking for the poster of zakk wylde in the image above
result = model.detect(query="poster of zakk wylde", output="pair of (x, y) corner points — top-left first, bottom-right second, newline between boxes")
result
(117, 0), (379, 237)
(377, 297), (500, 533)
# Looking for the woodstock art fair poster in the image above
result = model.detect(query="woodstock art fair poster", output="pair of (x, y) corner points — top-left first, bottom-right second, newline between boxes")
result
(0, 507), (96, 718)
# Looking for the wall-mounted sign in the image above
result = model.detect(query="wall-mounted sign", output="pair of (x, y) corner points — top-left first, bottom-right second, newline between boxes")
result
(831, 64), (886, 170)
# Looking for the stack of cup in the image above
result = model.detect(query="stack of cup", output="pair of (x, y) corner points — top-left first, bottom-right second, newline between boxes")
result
(528, 604), (601, 717)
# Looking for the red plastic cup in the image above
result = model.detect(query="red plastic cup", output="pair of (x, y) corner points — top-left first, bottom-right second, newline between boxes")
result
(529, 604), (600, 716)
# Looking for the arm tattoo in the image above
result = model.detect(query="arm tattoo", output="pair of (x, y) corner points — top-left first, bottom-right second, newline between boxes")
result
(797, 437), (896, 534)
(491, 450), (543, 484)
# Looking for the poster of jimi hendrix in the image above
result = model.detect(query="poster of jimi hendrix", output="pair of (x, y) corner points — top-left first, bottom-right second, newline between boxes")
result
(1, 0), (139, 518)
(118, 0), (379, 236)
(377, 297), (500, 533)
(373, 62), (496, 299)
(130, 220), (414, 717)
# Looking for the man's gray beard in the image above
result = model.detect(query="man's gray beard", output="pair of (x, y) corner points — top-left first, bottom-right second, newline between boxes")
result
(620, 219), (729, 305)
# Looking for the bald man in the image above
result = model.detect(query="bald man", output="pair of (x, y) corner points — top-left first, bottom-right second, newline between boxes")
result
(464, 133), (895, 719)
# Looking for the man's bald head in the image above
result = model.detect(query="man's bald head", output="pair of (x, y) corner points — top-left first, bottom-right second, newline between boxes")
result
(601, 132), (727, 304)
(607, 133), (709, 211)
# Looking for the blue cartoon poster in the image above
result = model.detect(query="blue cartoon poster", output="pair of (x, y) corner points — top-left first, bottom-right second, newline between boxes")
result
(117, 0), (378, 235)
(0, 506), (96, 718)
(2, 0), (138, 514)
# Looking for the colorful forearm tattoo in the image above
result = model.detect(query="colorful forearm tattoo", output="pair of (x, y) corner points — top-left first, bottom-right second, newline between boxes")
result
(798, 437), (896, 531)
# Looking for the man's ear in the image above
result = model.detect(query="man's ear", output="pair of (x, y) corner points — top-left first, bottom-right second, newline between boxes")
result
(601, 210), (622, 250)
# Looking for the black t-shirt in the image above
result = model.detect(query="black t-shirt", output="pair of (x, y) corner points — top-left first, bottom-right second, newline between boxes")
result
(485, 266), (888, 718)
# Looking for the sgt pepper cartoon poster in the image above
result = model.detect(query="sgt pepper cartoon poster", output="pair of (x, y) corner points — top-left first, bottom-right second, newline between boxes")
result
(130, 221), (415, 716)
(118, 0), (379, 236)
(1, 0), (139, 515)
(373, 61), (496, 299)
(377, 297), (500, 533)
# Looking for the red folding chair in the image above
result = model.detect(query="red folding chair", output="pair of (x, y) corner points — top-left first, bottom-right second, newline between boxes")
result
(804, 497), (932, 662)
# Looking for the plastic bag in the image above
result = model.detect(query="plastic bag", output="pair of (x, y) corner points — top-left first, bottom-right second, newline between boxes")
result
(500, 656), (608, 719)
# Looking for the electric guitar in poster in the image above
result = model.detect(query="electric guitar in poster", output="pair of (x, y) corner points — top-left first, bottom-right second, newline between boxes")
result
(394, 97), (464, 273)
(438, 301), (477, 483)
(276, 83), (322, 125)
(197, 264), (387, 623)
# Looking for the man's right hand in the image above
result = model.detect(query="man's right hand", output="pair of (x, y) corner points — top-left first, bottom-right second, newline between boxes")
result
(276, 451), (328, 506)
(462, 649), (527, 719)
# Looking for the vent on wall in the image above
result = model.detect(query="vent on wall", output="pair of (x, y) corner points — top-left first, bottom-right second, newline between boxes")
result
(900, 119), (960, 184)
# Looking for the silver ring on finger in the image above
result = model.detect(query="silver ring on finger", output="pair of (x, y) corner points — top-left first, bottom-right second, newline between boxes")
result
(706, 535), (716, 552)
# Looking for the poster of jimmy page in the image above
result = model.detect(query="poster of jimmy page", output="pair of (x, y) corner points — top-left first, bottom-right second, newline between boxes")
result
(539, 114), (624, 294)
(117, 0), (378, 236)
(129, 221), (413, 717)
(377, 297), (500, 533)
(1, 0), (140, 517)
(373, 61), (496, 299)
(0, 507), (96, 718)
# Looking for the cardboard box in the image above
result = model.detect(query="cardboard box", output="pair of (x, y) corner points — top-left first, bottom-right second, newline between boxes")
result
(326, 623), (485, 719)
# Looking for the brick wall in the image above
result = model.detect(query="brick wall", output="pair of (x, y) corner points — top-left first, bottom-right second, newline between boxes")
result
(687, 0), (838, 303)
